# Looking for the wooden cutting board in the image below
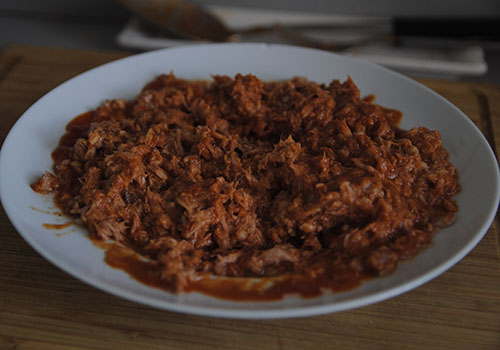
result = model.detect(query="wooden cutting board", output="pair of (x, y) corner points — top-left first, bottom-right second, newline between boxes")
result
(1, 44), (499, 350)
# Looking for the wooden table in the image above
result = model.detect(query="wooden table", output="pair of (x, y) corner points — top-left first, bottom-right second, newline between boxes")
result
(1, 44), (499, 350)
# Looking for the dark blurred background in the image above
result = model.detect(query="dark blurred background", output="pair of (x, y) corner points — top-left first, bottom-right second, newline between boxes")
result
(1, 0), (499, 82)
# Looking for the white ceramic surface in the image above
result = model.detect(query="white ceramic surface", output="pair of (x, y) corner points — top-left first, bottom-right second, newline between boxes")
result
(0, 43), (498, 319)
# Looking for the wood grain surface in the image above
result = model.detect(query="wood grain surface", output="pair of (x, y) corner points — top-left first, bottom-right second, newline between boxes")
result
(1, 45), (499, 350)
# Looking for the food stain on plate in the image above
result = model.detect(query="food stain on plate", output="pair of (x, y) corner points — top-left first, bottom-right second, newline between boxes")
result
(42, 222), (73, 237)
(42, 222), (72, 230)
(30, 206), (63, 216)
(31, 206), (73, 236)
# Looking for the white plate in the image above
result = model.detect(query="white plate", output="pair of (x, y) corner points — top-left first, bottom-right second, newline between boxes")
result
(0, 43), (498, 319)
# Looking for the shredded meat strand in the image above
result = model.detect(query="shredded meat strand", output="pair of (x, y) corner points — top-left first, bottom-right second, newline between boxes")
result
(31, 171), (59, 194)
(33, 73), (460, 293)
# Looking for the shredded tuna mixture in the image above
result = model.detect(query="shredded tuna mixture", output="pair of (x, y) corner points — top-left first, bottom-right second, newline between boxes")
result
(32, 73), (460, 293)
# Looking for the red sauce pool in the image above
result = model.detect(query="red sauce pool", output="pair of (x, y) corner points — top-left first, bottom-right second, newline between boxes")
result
(98, 239), (365, 301)
(52, 111), (96, 163)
